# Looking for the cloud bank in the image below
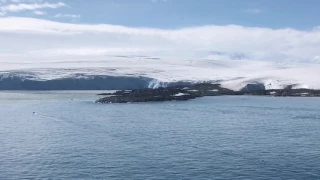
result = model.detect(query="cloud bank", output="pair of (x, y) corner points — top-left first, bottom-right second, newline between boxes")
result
(0, 1), (65, 13)
(0, 17), (319, 64)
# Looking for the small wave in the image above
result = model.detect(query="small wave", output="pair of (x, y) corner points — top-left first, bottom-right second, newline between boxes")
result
(33, 112), (64, 122)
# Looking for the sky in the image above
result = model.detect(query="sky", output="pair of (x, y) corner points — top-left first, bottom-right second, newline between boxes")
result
(0, 0), (320, 66)
(1, 0), (320, 29)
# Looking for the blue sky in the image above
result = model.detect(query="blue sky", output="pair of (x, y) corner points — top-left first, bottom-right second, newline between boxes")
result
(0, 0), (319, 29)
(0, 0), (320, 65)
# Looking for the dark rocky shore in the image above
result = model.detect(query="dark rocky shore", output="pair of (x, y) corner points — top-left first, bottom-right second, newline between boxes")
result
(96, 83), (320, 104)
(249, 89), (320, 97)
(96, 83), (240, 103)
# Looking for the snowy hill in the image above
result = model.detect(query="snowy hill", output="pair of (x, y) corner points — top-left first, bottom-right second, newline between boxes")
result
(1, 56), (320, 90)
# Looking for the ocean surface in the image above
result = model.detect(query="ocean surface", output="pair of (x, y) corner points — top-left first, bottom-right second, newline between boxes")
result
(0, 91), (320, 180)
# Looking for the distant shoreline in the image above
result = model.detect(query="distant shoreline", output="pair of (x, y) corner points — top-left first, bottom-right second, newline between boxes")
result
(96, 83), (320, 104)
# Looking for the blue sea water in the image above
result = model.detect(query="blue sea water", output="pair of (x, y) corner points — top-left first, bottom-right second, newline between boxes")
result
(0, 91), (320, 180)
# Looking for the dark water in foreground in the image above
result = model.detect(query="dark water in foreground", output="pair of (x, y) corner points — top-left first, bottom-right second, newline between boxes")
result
(0, 91), (320, 180)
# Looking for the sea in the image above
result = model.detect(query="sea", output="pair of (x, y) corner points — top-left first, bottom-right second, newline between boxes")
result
(0, 91), (319, 180)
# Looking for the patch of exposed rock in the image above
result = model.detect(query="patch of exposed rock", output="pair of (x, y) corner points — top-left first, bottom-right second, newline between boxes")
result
(96, 83), (320, 104)
(96, 83), (242, 103)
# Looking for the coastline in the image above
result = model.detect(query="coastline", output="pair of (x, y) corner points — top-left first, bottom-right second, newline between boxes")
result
(96, 83), (320, 104)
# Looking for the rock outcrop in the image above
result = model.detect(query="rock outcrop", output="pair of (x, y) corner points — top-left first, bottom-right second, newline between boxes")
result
(96, 83), (320, 104)
(96, 83), (243, 103)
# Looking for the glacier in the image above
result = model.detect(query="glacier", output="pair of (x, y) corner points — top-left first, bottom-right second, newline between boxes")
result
(0, 56), (320, 90)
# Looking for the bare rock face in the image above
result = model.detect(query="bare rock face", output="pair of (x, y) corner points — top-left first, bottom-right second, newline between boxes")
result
(241, 83), (266, 92)
(0, 75), (152, 90)
(96, 88), (199, 103)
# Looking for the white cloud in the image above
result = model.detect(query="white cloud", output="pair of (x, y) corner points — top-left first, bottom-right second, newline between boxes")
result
(33, 11), (47, 16)
(245, 8), (262, 14)
(0, 2), (65, 14)
(0, 17), (319, 64)
(54, 13), (80, 18)
(33, 10), (45, 15)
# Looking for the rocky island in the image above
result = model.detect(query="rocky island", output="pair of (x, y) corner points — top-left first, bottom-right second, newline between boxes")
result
(96, 83), (320, 104)
(96, 84), (240, 103)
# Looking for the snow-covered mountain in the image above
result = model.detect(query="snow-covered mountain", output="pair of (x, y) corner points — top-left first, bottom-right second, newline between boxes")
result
(1, 56), (319, 90)
(0, 17), (320, 90)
